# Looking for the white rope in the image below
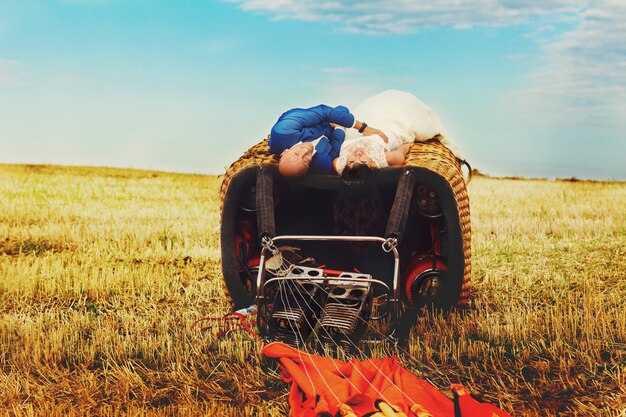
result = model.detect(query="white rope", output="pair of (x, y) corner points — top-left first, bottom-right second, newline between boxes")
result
(263, 245), (436, 411)
(281, 280), (364, 397)
(277, 279), (344, 406)
(288, 278), (413, 407)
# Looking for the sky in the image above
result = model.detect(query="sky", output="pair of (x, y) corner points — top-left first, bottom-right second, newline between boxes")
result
(1, 0), (625, 180)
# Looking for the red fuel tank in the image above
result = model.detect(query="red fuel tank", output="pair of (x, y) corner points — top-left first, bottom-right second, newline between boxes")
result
(404, 256), (448, 305)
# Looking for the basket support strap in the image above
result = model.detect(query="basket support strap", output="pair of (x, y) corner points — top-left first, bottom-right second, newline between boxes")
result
(256, 166), (276, 239)
(385, 169), (416, 245)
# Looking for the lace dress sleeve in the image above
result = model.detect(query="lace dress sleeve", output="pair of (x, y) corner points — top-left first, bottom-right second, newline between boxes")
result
(335, 135), (388, 175)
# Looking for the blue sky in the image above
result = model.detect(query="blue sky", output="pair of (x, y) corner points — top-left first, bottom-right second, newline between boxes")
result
(1, 0), (624, 179)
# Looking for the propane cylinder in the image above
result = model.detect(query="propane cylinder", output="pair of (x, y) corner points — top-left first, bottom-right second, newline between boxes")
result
(410, 184), (443, 218)
(404, 255), (448, 305)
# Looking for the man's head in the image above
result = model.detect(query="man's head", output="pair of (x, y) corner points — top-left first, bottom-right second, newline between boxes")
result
(278, 142), (314, 177)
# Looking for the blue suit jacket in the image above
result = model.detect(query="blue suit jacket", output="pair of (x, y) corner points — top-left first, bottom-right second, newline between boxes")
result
(269, 104), (355, 173)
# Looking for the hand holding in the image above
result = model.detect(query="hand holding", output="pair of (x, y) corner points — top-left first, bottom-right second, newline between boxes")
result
(363, 126), (389, 143)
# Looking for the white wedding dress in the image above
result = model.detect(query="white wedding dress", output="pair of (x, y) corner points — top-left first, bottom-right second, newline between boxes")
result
(335, 90), (464, 174)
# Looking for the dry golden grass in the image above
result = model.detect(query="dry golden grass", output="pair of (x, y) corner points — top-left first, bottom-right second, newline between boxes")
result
(1, 163), (625, 416)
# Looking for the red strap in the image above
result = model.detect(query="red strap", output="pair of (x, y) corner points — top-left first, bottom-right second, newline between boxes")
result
(191, 311), (261, 341)
(318, 265), (361, 276)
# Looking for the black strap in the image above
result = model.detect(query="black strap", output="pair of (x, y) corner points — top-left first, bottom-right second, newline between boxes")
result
(384, 169), (417, 244)
(453, 390), (462, 417)
(256, 166), (276, 239)
(460, 159), (472, 184)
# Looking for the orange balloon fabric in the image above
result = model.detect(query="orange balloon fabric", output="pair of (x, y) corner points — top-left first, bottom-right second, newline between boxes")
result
(450, 385), (513, 417)
(262, 342), (512, 417)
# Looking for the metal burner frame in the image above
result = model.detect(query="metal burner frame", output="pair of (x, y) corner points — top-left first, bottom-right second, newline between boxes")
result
(255, 235), (401, 343)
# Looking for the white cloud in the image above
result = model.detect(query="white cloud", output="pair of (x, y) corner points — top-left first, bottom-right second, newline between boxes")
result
(509, 0), (626, 130)
(0, 59), (26, 87)
(193, 37), (241, 55)
(54, 74), (90, 85)
(226, 0), (587, 34)
(321, 66), (359, 75)
(57, 0), (109, 5)
(1, 59), (93, 88)
(229, 0), (625, 135)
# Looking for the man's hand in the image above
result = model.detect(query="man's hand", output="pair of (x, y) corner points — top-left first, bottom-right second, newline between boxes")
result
(363, 126), (389, 143)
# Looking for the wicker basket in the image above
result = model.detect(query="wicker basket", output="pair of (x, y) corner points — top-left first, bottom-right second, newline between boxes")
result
(219, 137), (471, 307)
(403, 140), (471, 306)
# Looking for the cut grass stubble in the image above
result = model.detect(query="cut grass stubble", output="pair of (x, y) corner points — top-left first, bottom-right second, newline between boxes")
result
(0, 164), (625, 416)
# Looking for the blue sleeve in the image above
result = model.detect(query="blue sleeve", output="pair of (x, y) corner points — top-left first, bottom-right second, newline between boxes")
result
(319, 104), (355, 128)
(330, 128), (345, 158)
(269, 107), (328, 154)
(269, 119), (302, 154)
(310, 150), (333, 173)
(269, 105), (354, 155)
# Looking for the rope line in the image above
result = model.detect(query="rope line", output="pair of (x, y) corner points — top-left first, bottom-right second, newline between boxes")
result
(281, 279), (364, 398)
(191, 311), (261, 341)
(198, 245), (445, 415)
(286, 278), (416, 408)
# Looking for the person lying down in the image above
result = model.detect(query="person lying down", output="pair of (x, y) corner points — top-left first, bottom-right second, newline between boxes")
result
(268, 103), (388, 177)
(334, 89), (464, 175)
(267, 89), (462, 177)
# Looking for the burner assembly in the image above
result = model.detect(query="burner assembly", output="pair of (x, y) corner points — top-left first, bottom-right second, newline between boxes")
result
(258, 257), (394, 350)
(221, 160), (471, 351)
(267, 280), (323, 347)
(318, 278), (372, 351)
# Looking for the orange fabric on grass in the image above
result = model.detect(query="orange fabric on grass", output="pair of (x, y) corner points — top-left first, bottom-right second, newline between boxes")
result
(263, 341), (445, 416)
(262, 342), (512, 417)
(450, 385), (512, 417)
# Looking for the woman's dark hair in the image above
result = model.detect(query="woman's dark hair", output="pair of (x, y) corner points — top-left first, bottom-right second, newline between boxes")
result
(333, 164), (383, 253)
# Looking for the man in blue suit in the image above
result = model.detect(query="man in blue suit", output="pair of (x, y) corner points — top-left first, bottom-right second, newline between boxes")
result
(269, 104), (388, 176)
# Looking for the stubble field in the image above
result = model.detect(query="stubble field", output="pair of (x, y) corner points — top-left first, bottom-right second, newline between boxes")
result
(1, 163), (625, 416)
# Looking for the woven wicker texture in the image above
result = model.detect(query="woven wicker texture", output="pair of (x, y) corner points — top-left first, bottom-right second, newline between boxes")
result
(220, 137), (471, 307)
(404, 140), (471, 307)
(219, 137), (276, 216)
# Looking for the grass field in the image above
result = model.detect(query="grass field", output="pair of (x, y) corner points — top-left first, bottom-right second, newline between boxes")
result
(1, 163), (625, 416)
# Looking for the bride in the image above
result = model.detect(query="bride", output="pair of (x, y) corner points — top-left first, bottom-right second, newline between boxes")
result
(333, 90), (464, 175)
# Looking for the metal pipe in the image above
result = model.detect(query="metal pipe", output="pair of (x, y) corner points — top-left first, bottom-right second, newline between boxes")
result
(259, 234), (402, 323)
(255, 248), (269, 300)
(272, 235), (392, 244)
(263, 275), (390, 293)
